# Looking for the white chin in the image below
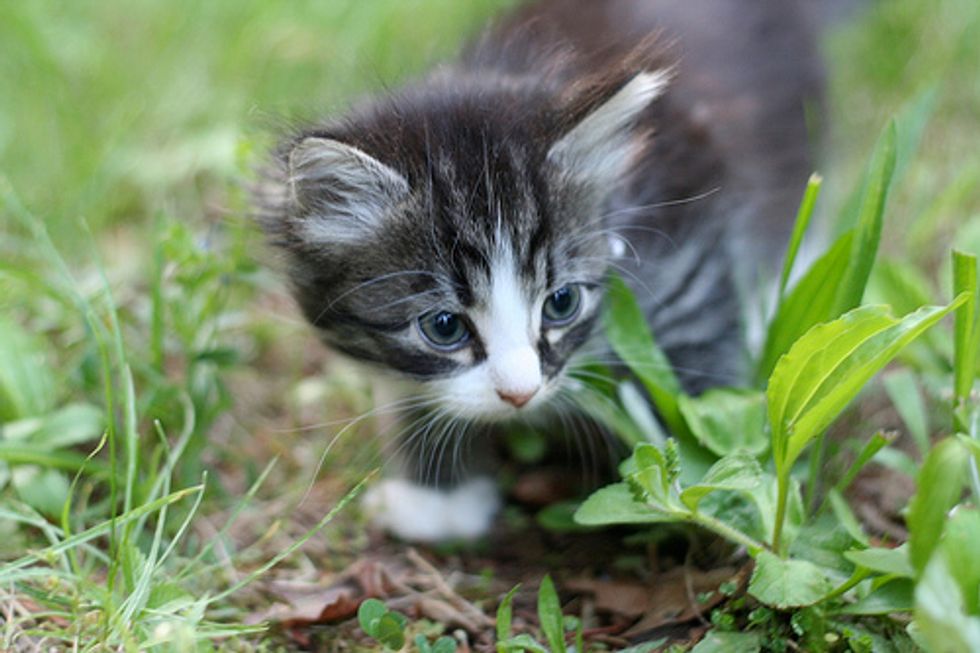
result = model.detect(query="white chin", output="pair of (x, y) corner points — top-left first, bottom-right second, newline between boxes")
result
(362, 477), (500, 542)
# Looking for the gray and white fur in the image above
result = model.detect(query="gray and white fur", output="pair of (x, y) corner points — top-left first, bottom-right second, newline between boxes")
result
(256, 0), (822, 541)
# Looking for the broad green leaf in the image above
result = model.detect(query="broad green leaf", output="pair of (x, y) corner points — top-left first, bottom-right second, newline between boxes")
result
(358, 598), (406, 650)
(618, 380), (666, 446)
(497, 634), (548, 653)
(1, 402), (103, 449)
(953, 250), (980, 404)
(770, 306), (892, 464)
(537, 575), (564, 653)
(622, 442), (675, 507)
(907, 438), (969, 574)
(575, 384), (649, 447)
(678, 388), (768, 457)
(748, 551), (835, 608)
(769, 302), (962, 475)
(787, 511), (856, 574)
(604, 275), (686, 435)
(375, 613), (406, 650)
(574, 483), (674, 526)
(826, 488), (869, 548)
(832, 121), (897, 315)
(11, 466), (69, 517)
(416, 634), (434, 653)
(759, 230), (855, 380)
(358, 598), (385, 627)
(431, 636), (458, 653)
(536, 501), (594, 533)
(915, 554), (980, 652)
(844, 545), (914, 578)
(691, 631), (761, 653)
(839, 578), (914, 615)
(883, 371), (930, 456)
(496, 584), (520, 643)
(0, 441), (110, 474)
(680, 452), (763, 511)
(940, 508), (980, 615)
(0, 317), (55, 421)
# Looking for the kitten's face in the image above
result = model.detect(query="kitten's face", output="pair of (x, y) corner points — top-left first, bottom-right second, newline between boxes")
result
(263, 72), (667, 420)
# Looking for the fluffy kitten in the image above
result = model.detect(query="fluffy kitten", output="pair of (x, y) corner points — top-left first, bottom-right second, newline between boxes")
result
(257, 0), (822, 541)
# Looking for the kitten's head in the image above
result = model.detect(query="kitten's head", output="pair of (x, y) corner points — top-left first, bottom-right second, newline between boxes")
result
(259, 70), (667, 420)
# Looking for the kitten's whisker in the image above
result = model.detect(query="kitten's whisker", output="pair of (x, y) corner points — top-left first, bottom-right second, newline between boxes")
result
(274, 394), (436, 434)
(297, 397), (437, 506)
(597, 187), (721, 221)
(573, 258), (661, 301)
(572, 353), (737, 384)
(325, 269), (444, 310)
(382, 409), (444, 469)
(368, 288), (443, 313)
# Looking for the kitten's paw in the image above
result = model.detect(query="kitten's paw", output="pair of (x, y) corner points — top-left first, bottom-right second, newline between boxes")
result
(362, 477), (500, 542)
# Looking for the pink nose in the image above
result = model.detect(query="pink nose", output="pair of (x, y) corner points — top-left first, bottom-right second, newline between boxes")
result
(496, 388), (537, 408)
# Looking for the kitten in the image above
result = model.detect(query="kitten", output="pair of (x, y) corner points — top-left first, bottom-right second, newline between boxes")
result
(257, 0), (822, 541)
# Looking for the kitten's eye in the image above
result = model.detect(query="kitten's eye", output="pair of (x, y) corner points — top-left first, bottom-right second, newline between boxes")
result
(542, 285), (581, 326)
(417, 311), (470, 350)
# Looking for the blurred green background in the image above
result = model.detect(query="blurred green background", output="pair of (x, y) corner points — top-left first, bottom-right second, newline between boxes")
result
(0, 0), (511, 246)
(1, 0), (977, 250)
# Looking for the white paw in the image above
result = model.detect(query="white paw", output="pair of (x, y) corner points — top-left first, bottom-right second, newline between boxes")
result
(362, 477), (500, 542)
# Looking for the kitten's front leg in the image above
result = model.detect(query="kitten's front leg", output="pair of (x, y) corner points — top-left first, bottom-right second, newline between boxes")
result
(362, 404), (501, 542)
(362, 476), (500, 542)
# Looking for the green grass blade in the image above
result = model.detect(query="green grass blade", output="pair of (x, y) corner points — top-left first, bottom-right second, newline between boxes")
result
(777, 173), (823, 301)
(122, 364), (138, 514)
(0, 485), (203, 582)
(952, 250), (980, 406)
(604, 275), (687, 437)
(758, 231), (855, 381)
(832, 121), (897, 315)
(833, 431), (894, 496)
(0, 442), (110, 475)
(536, 575), (565, 653)
(907, 438), (970, 574)
(495, 584), (521, 644)
(762, 121), (898, 382)
(175, 457), (277, 582)
(208, 473), (372, 604)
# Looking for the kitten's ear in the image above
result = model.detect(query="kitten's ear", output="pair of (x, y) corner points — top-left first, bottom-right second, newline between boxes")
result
(287, 137), (409, 244)
(548, 71), (669, 186)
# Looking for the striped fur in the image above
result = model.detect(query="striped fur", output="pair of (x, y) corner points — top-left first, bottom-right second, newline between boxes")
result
(256, 0), (822, 537)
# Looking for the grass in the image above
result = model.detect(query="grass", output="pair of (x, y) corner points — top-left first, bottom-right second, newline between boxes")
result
(1, 0), (979, 650)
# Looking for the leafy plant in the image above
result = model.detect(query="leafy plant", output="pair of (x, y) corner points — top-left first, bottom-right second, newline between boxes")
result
(496, 576), (582, 653)
(569, 115), (980, 649)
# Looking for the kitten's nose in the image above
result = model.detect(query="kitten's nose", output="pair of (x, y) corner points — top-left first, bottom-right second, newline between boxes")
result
(496, 388), (538, 408)
(490, 345), (542, 409)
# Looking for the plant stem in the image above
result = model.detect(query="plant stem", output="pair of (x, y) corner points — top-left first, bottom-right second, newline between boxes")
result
(772, 472), (788, 555)
(686, 511), (767, 554)
(822, 568), (871, 604)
